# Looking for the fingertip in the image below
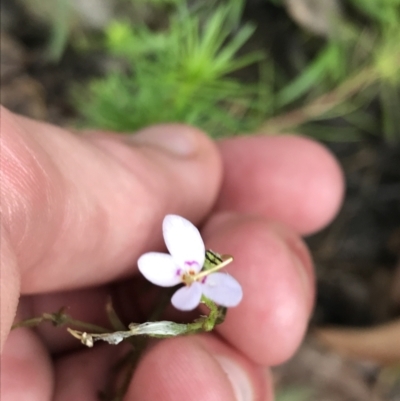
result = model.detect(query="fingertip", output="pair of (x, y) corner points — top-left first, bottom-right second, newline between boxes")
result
(217, 135), (344, 235)
(134, 124), (223, 221)
(202, 214), (313, 365)
(127, 337), (236, 401)
(283, 135), (344, 234)
(195, 335), (274, 401)
(128, 335), (272, 401)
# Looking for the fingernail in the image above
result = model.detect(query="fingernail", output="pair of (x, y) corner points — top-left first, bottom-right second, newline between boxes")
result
(131, 125), (199, 157)
(215, 356), (253, 401)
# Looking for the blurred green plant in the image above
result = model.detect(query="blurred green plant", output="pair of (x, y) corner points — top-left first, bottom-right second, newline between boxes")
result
(20, 0), (73, 61)
(46, 0), (71, 61)
(71, 0), (399, 142)
(275, 386), (311, 401)
(20, 0), (113, 61)
(73, 1), (271, 137)
(263, 0), (400, 141)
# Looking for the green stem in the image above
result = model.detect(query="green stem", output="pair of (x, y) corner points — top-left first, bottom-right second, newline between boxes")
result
(12, 310), (109, 333)
(67, 296), (226, 346)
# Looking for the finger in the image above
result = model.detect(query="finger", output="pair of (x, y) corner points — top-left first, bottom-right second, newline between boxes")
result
(0, 108), (222, 347)
(0, 328), (53, 401)
(201, 213), (314, 366)
(127, 335), (272, 401)
(216, 135), (344, 235)
(53, 335), (272, 401)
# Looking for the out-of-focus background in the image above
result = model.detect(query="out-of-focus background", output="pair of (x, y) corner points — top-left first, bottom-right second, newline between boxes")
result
(1, 0), (399, 399)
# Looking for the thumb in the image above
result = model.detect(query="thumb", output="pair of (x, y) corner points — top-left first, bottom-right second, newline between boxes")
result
(0, 107), (221, 344)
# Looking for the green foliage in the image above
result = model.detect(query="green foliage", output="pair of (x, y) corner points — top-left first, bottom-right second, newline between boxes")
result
(275, 386), (311, 401)
(348, 0), (400, 27)
(71, 0), (399, 142)
(46, 0), (72, 61)
(74, 1), (269, 137)
(275, 35), (354, 108)
(20, 0), (75, 61)
(272, 0), (400, 141)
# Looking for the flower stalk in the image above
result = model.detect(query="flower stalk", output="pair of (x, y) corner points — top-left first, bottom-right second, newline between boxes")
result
(67, 295), (226, 348)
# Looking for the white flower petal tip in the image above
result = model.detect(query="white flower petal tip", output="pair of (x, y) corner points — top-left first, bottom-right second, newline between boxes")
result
(171, 282), (203, 311)
(137, 214), (243, 311)
(163, 215), (205, 271)
(137, 252), (181, 287)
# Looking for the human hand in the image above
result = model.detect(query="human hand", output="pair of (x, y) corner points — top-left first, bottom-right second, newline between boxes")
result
(0, 106), (343, 401)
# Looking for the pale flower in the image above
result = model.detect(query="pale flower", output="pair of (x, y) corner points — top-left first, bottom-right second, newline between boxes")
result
(138, 214), (243, 311)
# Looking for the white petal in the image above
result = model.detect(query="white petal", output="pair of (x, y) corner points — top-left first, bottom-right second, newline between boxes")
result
(137, 252), (181, 287)
(171, 282), (202, 311)
(163, 215), (205, 273)
(201, 273), (243, 307)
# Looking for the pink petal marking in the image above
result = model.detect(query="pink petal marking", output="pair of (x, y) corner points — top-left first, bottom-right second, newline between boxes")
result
(137, 252), (181, 287)
(184, 260), (201, 274)
(184, 260), (199, 267)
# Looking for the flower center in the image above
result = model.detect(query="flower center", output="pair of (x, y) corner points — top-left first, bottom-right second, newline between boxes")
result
(178, 255), (234, 286)
(180, 260), (200, 285)
(181, 271), (196, 285)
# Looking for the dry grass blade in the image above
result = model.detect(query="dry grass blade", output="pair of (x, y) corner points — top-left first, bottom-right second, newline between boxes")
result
(314, 319), (400, 365)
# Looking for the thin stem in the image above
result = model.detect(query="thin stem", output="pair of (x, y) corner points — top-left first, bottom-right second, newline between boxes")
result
(148, 287), (177, 321)
(65, 318), (110, 333)
(67, 296), (227, 345)
(258, 67), (377, 133)
(106, 298), (127, 331)
(194, 255), (233, 280)
(12, 311), (109, 333)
